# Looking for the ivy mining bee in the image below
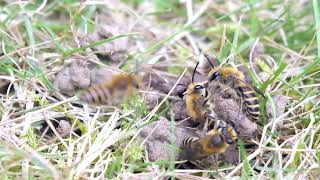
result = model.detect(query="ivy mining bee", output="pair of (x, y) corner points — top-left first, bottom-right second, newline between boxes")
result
(204, 55), (264, 121)
(180, 62), (211, 126)
(79, 73), (140, 105)
(181, 120), (238, 161)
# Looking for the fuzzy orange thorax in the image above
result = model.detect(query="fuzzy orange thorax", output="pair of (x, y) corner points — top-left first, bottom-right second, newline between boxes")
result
(208, 66), (246, 87)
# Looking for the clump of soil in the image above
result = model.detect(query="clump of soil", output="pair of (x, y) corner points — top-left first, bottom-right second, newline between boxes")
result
(140, 117), (239, 166)
(56, 120), (71, 135)
(142, 71), (187, 96)
(143, 90), (163, 110)
(140, 117), (197, 161)
(171, 100), (189, 121)
(54, 55), (121, 96)
(80, 24), (129, 62)
(207, 82), (257, 139)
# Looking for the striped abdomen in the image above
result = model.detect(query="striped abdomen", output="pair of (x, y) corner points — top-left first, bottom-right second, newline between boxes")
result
(79, 83), (113, 104)
(79, 73), (139, 105)
(182, 137), (198, 147)
(238, 86), (260, 121)
(181, 137), (207, 161)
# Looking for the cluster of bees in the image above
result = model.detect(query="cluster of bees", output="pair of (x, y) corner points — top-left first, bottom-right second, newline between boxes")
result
(180, 56), (263, 162)
(77, 55), (263, 164)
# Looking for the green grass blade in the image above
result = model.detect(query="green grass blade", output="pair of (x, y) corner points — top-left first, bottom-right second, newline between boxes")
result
(23, 16), (35, 46)
(63, 32), (140, 57)
(260, 61), (288, 92)
(313, 0), (320, 58)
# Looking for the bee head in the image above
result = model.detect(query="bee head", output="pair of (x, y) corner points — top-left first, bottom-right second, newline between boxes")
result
(203, 53), (220, 82)
(208, 69), (220, 81)
(209, 134), (224, 148)
(194, 84), (204, 90)
(194, 84), (208, 97)
(130, 75), (140, 89)
(182, 62), (209, 97)
(217, 122), (238, 144)
(184, 83), (207, 98)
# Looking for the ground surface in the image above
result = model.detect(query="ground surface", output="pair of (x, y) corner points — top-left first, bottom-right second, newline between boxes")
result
(0, 0), (320, 179)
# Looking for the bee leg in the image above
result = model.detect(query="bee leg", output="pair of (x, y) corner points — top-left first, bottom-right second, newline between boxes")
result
(220, 126), (234, 144)
(234, 97), (244, 121)
(204, 114), (216, 131)
(214, 119), (221, 129)
(201, 118), (209, 136)
(239, 98), (243, 113)
(191, 160), (206, 169)
(213, 154), (220, 168)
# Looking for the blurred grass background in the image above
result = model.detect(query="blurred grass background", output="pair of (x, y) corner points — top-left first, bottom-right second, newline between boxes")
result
(0, 0), (319, 179)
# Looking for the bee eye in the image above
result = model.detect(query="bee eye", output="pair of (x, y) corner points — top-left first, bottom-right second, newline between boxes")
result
(226, 138), (234, 144)
(194, 85), (203, 90)
(210, 72), (220, 81)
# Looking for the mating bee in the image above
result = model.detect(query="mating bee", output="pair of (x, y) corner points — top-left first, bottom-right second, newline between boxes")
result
(181, 121), (237, 161)
(79, 73), (140, 105)
(181, 62), (210, 125)
(205, 56), (262, 121)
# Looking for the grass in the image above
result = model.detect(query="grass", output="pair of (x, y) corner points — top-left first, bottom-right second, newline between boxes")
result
(313, 0), (320, 57)
(0, 0), (320, 179)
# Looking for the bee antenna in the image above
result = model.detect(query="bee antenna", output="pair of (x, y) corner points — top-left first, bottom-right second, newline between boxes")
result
(204, 54), (215, 68)
(192, 62), (199, 83)
(177, 83), (187, 87)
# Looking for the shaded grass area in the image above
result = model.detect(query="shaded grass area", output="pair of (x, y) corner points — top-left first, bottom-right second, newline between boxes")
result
(0, 0), (319, 179)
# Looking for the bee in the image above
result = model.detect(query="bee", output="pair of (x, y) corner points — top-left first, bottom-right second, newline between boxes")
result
(181, 121), (237, 161)
(204, 56), (263, 121)
(79, 73), (140, 105)
(181, 62), (210, 125)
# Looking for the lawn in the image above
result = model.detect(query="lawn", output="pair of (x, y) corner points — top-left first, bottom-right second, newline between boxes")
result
(0, 0), (319, 179)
